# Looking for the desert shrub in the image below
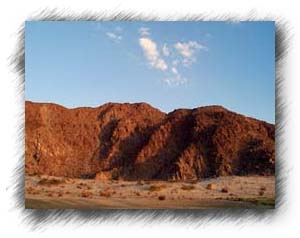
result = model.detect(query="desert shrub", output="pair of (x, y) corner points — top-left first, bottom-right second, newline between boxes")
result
(181, 185), (195, 190)
(260, 186), (266, 191)
(187, 180), (198, 184)
(206, 183), (216, 190)
(80, 173), (96, 179)
(147, 184), (166, 192)
(158, 195), (166, 200)
(38, 177), (65, 186)
(99, 190), (111, 198)
(221, 187), (229, 193)
(81, 191), (93, 198)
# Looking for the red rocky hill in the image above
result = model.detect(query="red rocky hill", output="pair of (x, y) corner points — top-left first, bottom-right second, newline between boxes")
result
(25, 101), (275, 180)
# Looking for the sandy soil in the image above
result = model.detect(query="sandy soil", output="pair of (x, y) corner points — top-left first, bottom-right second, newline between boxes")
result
(25, 175), (275, 209)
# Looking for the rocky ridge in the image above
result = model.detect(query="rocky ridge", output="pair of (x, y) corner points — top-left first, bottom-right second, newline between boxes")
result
(25, 101), (275, 180)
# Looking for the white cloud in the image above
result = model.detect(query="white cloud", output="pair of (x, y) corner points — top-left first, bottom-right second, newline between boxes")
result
(139, 37), (168, 71)
(161, 74), (187, 86)
(182, 57), (196, 67)
(174, 41), (206, 67)
(175, 41), (205, 58)
(106, 32), (122, 41)
(137, 33), (205, 86)
(105, 26), (123, 42)
(139, 27), (150, 36)
(162, 44), (170, 56)
(161, 66), (187, 86)
(171, 67), (178, 74)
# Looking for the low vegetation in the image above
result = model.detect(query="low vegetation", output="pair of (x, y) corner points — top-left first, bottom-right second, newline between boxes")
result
(221, 187), (229, 193)
(206, 183), (216, 190)
(158, 195), (166, 201)
(37, 177), (65, 186)
(146, 184), (166, 192)
(181, 184), (195, 190)
(81, 190), (93, 198)
(26, 175), (275, 209)
(99, 190), (112, 198)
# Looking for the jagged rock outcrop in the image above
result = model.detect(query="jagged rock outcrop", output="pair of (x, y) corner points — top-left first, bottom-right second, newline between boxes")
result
(25, 101), (275, 180)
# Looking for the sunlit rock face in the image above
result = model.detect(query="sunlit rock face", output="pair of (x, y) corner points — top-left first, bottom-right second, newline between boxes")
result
(25, 101), (275, 180)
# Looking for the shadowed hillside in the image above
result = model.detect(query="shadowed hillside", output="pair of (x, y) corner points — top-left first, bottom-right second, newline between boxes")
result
(25, 101), (275, 180)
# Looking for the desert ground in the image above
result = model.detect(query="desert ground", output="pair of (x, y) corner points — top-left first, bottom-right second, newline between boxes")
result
(25, 175), (275, 209)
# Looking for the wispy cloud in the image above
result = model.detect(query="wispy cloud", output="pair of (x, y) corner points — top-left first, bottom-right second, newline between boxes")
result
(139, 27), (151, 36)
(106, 32), (122, 41)
(105, 26), (123, 42)
(171, 67), (178, 74)
(101, 25), (207, 86)
(174, 41), (206, 67)
(139, 37), (168, 71)
(161, 71), (187, 86)
(137, 28), (207, 86)
(168, 66), (187, 85)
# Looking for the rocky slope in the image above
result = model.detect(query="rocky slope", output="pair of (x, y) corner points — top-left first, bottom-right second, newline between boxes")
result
(25, 101), (275, 180)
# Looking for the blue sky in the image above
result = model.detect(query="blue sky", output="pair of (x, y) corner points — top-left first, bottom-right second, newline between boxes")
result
(25, 21), (275, 123)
